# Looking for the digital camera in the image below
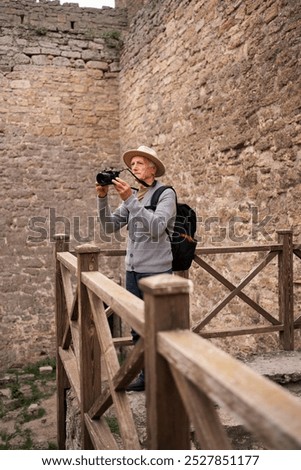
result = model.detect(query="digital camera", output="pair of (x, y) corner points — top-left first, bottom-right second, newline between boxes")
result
(96, 169), (122, 186)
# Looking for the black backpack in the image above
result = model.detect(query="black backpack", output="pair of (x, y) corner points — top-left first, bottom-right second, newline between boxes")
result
(148, 186), (197, 271)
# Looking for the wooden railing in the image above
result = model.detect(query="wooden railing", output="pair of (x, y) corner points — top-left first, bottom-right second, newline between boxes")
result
(91, 229), (301, 349)
(54, 233), (301, 450)
(192, 229), (301, 350)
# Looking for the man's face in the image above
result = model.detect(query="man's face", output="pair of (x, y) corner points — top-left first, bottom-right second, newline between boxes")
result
(130, 156), (156, 183)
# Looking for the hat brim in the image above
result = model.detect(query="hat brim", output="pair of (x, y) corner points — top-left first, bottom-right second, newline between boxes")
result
(123, 149), (165, 177)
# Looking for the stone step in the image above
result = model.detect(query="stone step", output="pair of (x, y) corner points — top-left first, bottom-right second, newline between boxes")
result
(217, 351), (301, 449)
(242, 351), (301, 384)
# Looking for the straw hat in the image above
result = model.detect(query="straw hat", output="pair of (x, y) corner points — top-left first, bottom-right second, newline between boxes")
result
(122, 145), (165, 177)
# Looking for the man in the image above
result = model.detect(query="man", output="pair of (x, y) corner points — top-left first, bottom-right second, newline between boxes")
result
(96, 145), (176, 391)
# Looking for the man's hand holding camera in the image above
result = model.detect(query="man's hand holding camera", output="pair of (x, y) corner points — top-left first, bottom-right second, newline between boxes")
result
(95, 183), (109, 198)
(96, 177), (132, 201)
(112, 177), (132, 201)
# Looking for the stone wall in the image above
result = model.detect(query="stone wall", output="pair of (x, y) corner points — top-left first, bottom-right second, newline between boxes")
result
(0, 0), (127, 368)
(0, 0), (126, 33)
(119, 0), (301, 355)
(1, 0), (301, 369)
(115, 0), (146, 20)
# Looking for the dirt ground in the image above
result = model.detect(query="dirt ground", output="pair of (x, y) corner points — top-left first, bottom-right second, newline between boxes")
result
(0, 381), (57, 449)
(22, 394), (58, 449)
(0, 371), (57, 450)
(0, 365), (147, 450)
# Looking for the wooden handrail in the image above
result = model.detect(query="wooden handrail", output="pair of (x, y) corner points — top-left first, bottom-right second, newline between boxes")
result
(54, 231), (301, 450)
(57, 251), (77, 275)
(158, 330), (301, 449)
(81, 270), (144, 337)
(195, 243), (282, 255)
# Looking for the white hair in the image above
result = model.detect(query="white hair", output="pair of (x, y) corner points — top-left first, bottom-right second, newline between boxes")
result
(148, 160), (156, 169)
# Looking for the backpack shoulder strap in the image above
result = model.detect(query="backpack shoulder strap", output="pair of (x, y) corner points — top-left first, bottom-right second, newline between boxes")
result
(145, 185), (176, 241)
(147, 185), (176, 211)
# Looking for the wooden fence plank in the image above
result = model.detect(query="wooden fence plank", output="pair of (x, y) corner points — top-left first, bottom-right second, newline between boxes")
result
(278, 230), (294, 349)
(170, 366), (231, 450)
(59, 347), (81, 402)
(54, 235), (70, 450)
(194, 251), (277, 332)
(140, 274), (192, 450)
(200, 324), (283, 338)
(159, 330), (301, 449)
(76, 245), (102, 450)
(61, 324), (72, 350)
(195, 244), (282, 255)
(105, 306), (115, 318)
(88, 387), (113, 420)
(88, 341), (144, 418)
(193, 255), (280, 328)
(57, 251), (77, 275)
(84, 414), (119, 450)
(98, 249), (127, 256)
(114, 339), (144, 391)
(88, 290), (141, 450)
(112, 337), (133, 346)
(82, 270), (144, 337)
(60, 264), (74, 316)
(294, 316), (301, 325)
(59, 263), (77, 352)
(71, 322), (80, 364)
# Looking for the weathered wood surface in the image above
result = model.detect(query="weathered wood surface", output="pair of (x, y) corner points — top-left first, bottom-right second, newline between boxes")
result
(54, 235), (70, 450)
(159, 330), (301, 449)
(200, 324), (283, 338)
(114, 339), (144, 391)
(82, 270), (144, 337)
(140, 274), (192, 450)
(192, 231), (301, 346)
(57, 251), (77, 275)
(170, 366), (231, 449)
(77, 246), (102, 450)
(193, 250), (278, 332)
(195, 244), (282, 255)
(88, 289), (141, 449)
(59, 347), (80, 402)
(193, 254), (280, 327)
(84, 414), (119, 450)
(278, 230), (294, 350)
(55, 234), (301, 450)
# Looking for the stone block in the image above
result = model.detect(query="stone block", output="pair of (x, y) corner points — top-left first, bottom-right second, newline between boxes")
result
(10, 79), (30, 88)
(86, 60), (108, 71)
(39, 366), (53, 374)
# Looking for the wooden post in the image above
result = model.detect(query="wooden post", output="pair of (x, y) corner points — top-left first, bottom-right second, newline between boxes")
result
(278, 229), (294, 350)
(54, 234), (70, 450)
(76, 244), (102, 450)
(139, 274), (192, 450)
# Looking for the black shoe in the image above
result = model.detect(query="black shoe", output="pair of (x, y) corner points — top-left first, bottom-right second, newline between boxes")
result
(126, 375), (145, 392)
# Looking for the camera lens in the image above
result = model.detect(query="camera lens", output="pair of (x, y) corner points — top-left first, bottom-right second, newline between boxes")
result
(96, 169), (121, 186)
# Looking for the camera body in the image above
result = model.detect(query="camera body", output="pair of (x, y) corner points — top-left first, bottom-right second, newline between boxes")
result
(96, 169), (121, 186)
